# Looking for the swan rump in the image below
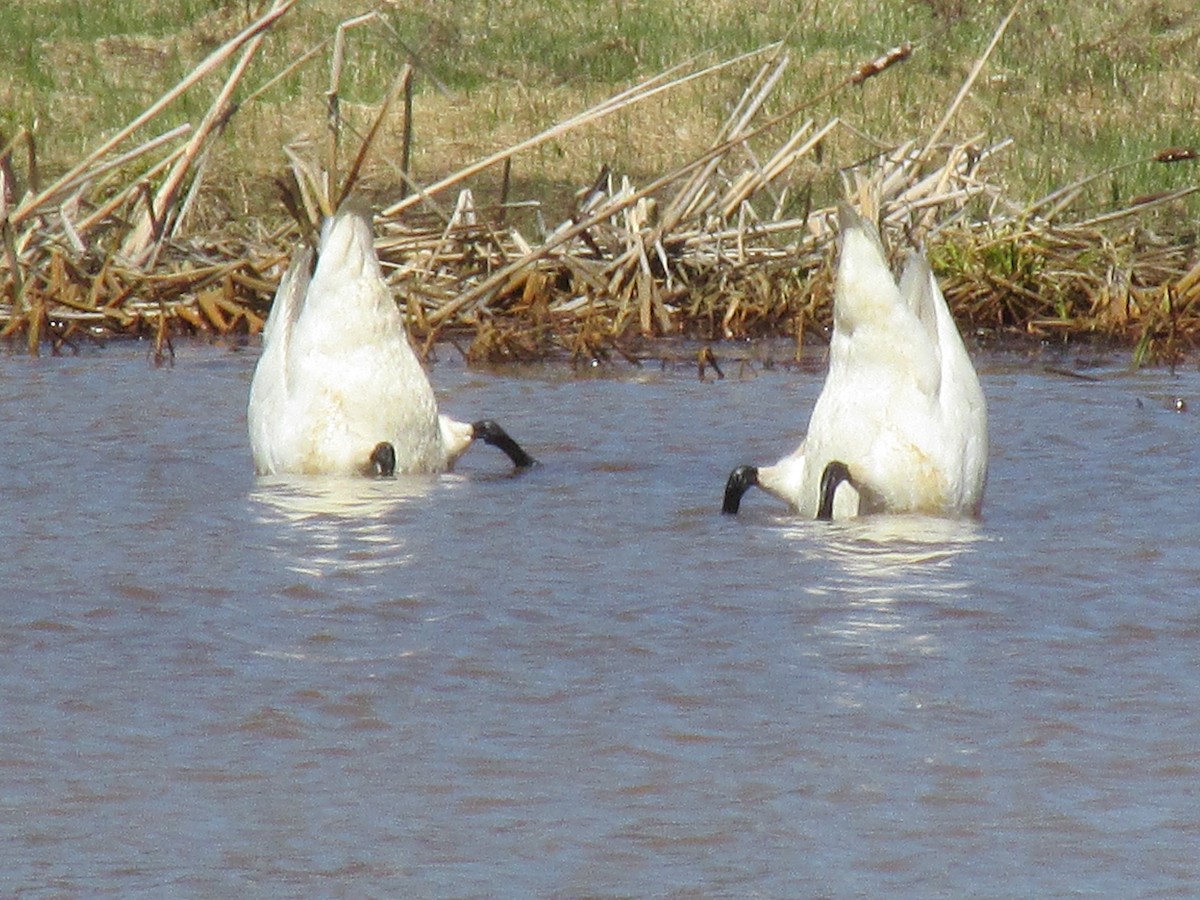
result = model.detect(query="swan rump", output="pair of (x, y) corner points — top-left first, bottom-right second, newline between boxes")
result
(248, 202), (536, 477)
(723, 205), (987, 519)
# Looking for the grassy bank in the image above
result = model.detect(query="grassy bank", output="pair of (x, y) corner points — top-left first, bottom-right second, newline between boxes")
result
(1, 0), (1199, 363)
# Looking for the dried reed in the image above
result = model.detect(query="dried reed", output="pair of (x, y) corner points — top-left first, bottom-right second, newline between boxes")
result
(1, 3), (1198, 366)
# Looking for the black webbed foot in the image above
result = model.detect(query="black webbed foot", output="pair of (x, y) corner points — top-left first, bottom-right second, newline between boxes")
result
(722, 465), (759, 515)
(367, 441), (396, 477)
(472, 420), (538, 469)
(817, 460), (851, 520)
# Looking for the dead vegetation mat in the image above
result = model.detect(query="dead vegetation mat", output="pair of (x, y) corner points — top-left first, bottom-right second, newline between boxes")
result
(2, 1), (1199, 367)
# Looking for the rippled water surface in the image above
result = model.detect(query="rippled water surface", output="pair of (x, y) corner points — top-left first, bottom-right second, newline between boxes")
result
(2, 341), (1199, 897)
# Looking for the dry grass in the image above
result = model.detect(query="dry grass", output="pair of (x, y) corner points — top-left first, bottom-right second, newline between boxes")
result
(1, 1), (1199, 365)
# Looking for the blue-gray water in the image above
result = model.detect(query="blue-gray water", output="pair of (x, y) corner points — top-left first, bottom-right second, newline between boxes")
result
(2, 341), (1198, 897)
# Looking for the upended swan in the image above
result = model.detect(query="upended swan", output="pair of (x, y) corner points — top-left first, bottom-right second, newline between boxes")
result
(722, 205), (987, 519)
(248, 202), (536, 477)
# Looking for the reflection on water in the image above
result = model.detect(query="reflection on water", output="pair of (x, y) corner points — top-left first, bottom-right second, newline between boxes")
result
(251, 472), (438, 524)
(785, 511), (983, 574)
(756, 513), (988, 721)
(249, 473), (436, 579)
(1, 344), (1199, 897)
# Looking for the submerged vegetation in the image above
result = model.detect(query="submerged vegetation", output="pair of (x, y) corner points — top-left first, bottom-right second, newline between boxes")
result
(1, 0), (1198, 364)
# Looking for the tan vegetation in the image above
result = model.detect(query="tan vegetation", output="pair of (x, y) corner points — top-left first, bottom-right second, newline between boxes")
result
(1, 0), (1198, 364)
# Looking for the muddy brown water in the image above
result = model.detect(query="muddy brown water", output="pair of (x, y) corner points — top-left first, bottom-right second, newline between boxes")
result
(2, 341), (1198, 896)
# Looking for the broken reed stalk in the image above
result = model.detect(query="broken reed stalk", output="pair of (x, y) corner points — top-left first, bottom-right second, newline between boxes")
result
(1072, 186), (1200, 229)
(426, 33), (906, 325)
(335, 65), (414, 211)
(919, 1), (1022, 163)
(325, 10), (382, 206)
(663, 52), (791, 231)
(1, 126), (37, 215)
(381, 43), (784, 219)
(9, 0), (296, 230)
(4, 13), (1200, 365)
(120, 22), (274, 267)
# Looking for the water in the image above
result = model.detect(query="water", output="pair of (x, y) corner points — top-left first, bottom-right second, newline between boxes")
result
(2, 341), (1198, 897)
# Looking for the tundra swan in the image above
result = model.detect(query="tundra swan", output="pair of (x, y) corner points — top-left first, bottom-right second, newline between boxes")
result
(248, 203), (536, 477)
(722, 205), (987, 519)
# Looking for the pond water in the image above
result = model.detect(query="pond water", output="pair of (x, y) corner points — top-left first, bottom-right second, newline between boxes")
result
(1, 340), (1198, 897)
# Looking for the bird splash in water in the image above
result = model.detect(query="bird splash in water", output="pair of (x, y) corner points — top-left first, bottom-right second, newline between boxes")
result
(248, 201), (536, 477)
(722, 205), (987, 519)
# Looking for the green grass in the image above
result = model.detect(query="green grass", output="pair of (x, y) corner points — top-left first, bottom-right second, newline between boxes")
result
(2, 0), (1198, 227)
(0, 0), (231, 160)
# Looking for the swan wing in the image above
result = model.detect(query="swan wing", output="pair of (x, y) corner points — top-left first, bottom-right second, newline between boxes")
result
(248, 245), (313, 474)
(925, 260), (988, 512)
(899, 251), (942, 364)
(832, 207), (940, 396)
(892, 249), (988, 513)
(259, 244), (312, 355)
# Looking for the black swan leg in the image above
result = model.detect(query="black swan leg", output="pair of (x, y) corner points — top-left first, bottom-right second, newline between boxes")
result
(472, 420), (538, 469)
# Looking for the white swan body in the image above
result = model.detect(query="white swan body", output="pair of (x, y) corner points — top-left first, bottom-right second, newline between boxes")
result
(248, 204), (534, 477)
(724, 206), (987, 518)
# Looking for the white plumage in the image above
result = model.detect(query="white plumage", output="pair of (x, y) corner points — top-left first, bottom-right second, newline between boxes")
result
(723, 205), (987, 519)
(248, 202), (535, 477)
